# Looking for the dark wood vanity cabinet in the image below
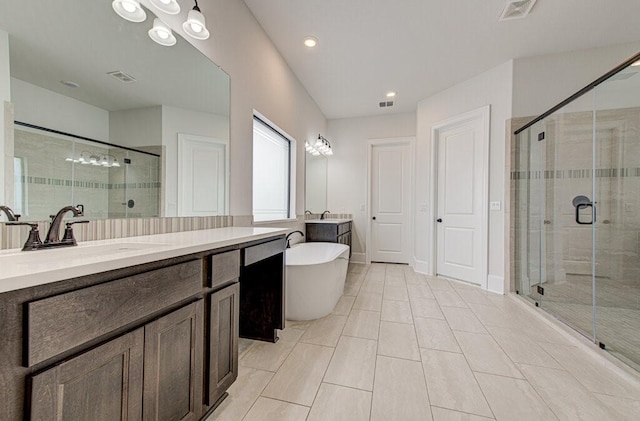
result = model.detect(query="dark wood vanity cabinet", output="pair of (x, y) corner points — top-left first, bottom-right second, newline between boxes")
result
(306, 221), (352, 257)
(0, 234), (285, 421)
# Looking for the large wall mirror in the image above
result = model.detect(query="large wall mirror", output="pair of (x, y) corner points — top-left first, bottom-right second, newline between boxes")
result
(305, 153), (327, 213)
(0, 0), (230, 221)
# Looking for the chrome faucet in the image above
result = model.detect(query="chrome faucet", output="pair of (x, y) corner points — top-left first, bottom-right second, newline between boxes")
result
(45, 205), (86, 245)
(0, 205), (20, 221)
(320, 210), (330, 220)
(285, 230), (304, 248)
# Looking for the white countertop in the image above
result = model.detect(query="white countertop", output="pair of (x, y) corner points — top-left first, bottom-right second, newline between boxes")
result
(0, 227), (288, 294)
(305, 219), (352, 224)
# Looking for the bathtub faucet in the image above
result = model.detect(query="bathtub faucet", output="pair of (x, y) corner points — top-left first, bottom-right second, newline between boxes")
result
(320, 210), (330, 220)
(286, 230), (304, 248)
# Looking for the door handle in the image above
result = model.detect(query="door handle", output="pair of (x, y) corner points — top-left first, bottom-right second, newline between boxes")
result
(436, 218), (443, 223)
(372, 216), (376, 220)
(576, 203), (596, 225)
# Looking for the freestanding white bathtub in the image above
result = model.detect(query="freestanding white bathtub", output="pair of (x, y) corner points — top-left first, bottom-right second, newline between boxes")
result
(285, 242), (350, 321)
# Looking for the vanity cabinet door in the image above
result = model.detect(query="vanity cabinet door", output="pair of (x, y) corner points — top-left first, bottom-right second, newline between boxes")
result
(143, 301), (204, 421)
(30, 328), (144, 421)
(208, 282), (240, 407)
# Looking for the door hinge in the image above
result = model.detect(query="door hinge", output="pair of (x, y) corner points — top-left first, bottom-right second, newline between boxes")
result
(537, 285), (544, 295)
(538, 131), (545, 141)
(599, 342), (606, 350)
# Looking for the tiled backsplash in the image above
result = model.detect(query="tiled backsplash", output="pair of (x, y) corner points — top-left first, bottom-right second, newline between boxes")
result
(304, 213), (353, 220)
(0, 215), (233, 250)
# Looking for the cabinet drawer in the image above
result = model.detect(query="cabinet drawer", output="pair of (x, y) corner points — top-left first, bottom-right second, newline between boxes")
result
(243, 238), (285, 266)
(209, 250), (240, 288)
(25, 260), (203, 367)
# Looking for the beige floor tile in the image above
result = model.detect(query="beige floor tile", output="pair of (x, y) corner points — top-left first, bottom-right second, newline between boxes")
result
(238, 338), (254, 357)
(405, 272), (428, 285)
(385, 275), (407, 287)
(415, 317), (461, 353)
(434, 290), (468, 308)
(348, 264), (368, 274)
(408, 283), (436, 299)
(381, 299), (413, 324)
(411, 297), (445, 319)
(307, 383), (371, 421)
(517, 363), (617, 421)
(427, 277), (455, 291)
(538, 342), (640, 400)
(431, 406), (495, 421)
(346, 272), (366, 284)
(332, 295), (356, 316)
(299, 314), (347, 347)
(383, 284), (409, 301)
(466, 302), (514, 328)
(378, 321), (421, 361)
(421, 349), (493, 417)
(344, 282), (362, 296)
(365, 271), (386, 283)
(360, 280), (385, 294)
(342, 309), (381, 339)
(594, 393), (640, 421)
(277, 327), (306, 343)
(454, 331), (523, 378)
(456, 289), (496, 306)
(475, 372), (557, 421)
(486, 326), (562, 369)
(285, 319), (311, 330)
(324, 336), (377, 391)
(385, 264), (405, 276)
(371, 356), (433, 421)
(261, 342), (334, 406)
(240, 339), (296, 372)
(207, 367), (273, 421)
(368, 263), (387, 273)
(242, 397), (309, 421)
(442, 306), (488, 334)
(353, 291), (384, 311)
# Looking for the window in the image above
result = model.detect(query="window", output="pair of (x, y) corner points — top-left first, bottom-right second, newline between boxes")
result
(252, 116), (293, 222)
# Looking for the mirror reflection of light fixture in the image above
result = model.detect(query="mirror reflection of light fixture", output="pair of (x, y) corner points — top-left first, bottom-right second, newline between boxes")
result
(112, 0), (147, 23)
(149, 0), (181, 15)
(183, 0), (210, 40)
(306, 134), (333, 156)
(148, 18), (177, 46)
(66, 152), (121, 168)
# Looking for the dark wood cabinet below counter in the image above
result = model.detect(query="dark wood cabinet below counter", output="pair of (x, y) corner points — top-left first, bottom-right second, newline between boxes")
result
(306, 221), (352, 257)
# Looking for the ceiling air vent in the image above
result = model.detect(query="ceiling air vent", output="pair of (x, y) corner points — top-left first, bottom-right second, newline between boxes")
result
(107, 70), (137, 83)
(379, 101), (394, 108)
(499, 0), (537, 21)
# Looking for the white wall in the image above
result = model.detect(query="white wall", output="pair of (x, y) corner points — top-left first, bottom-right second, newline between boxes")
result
(11, 78), (109, 141)
(513, 42), (640, 119)
(142, 0), (327, 221)
(416, 61), (513, 293)
(327, 112), (417, 262)
(0, 29), (10, 205)
(109, 106), (162, 149)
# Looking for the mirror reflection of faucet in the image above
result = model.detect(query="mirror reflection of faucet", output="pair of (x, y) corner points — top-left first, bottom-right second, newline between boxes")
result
(0, 205), (21, 221)
(6, 205), (89, 251)
(320, 210), (330, 220)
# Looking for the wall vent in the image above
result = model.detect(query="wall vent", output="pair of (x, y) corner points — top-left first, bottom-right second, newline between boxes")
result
(499, 0), (537, 21)
(107, 70), (137, 83)
(379, 101), (394, 108)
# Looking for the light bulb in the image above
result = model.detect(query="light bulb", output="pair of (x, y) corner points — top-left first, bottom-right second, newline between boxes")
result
(112, 0), (147, 23)
(150, 0), (181, 15)
(149, 18), (177, 46)
(122, 1), (137, 13)
(190, 22), (203, 33)
(183, 8), (210, 40)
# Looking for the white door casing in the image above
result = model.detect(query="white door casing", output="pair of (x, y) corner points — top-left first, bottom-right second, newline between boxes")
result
(367, 138), (414, 264)
(177, 134), (228, 216)
(432, 106), (489, 287)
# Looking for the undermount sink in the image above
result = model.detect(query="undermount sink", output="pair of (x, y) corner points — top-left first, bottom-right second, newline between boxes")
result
(0, 242), (167, 264)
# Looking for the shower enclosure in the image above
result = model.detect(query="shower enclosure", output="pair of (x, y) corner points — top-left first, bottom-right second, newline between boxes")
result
(512, 52), (640, 370)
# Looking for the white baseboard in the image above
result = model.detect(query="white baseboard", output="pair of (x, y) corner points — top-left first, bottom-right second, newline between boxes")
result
(413, 259), (429, 275)
(350, 252), (366, 264)
(487, 274), (505, 294)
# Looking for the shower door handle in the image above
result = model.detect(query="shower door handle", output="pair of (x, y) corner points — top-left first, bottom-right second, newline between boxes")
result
(575, 203), (596, 225)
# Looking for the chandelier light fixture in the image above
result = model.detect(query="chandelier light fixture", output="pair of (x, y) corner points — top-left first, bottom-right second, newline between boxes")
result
(182, 0), (210, 40)
(112, 0), (147, 22)
(149, 0), (181, 15)
(148, 18), (177, 46)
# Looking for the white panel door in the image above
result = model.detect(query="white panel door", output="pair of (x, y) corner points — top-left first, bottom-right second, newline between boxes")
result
(178, 134), (227, 216)
(371, 142), (411, 263)
(435, 110), (488, 285)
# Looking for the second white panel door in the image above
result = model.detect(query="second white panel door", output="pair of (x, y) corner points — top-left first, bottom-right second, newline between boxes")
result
(371, 142), (412, 264)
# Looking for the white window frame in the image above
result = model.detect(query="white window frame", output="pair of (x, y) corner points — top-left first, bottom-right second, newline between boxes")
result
(252, 112), (297, 223)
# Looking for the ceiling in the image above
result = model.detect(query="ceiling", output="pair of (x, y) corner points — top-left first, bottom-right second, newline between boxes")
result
(243, 0), (640, 120)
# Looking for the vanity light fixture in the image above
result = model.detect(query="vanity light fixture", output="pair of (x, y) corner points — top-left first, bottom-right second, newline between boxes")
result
(306, 134), (333, 156)
(183, 0), (210, 40)
(66, 152), (121, 168)
(304, 37), (318, 48)
(632, 60), (640, 67)
(149, 18), (177, 46)
(112, 0), (147, 23)
(149, 0), (181, 15)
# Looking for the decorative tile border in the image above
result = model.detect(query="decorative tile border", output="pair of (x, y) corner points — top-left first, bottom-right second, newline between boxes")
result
(18, 176), (161, 190)
(511, 168), (640, 180)
(304, 213), (353, 220)
(0, 215), (233, 250)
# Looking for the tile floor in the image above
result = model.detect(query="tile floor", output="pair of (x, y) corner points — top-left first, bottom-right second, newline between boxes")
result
(208, 263), (640, 421)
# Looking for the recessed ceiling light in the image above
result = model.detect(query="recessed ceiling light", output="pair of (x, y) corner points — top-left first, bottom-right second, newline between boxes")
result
(304, 37), (318, 48)
(386, 91), (397, 98)
(60, 80), (80, 88)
